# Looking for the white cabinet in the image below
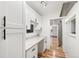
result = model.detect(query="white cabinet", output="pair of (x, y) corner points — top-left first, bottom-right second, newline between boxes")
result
(25, 44), (38, 58)
(0, 2), (5, 28)
(0, 1), (24, 28)
(5, 1), (24, 28)
(0, 29), (24, 58)
(0, 1), (25, 58)
(0, 29), (7, 58)
(6, 29), (23, 58)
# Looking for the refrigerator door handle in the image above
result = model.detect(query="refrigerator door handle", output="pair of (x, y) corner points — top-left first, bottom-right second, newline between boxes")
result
(3, 16), (6, 27)
(3, 29), (6, 40)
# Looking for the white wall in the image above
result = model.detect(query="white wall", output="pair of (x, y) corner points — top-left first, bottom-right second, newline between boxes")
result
(41, 4), (63, 49)
(23, 2), (42, 38)
(62, 2), (79, 58)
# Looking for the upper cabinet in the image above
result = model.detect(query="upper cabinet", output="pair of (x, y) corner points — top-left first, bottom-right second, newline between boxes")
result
(0, 2), (6, 28)
(0, 1), (24, 29)
(64, 2), (78, 37)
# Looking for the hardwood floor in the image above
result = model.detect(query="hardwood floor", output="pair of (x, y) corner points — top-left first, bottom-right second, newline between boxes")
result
(38, 37), (65, 58)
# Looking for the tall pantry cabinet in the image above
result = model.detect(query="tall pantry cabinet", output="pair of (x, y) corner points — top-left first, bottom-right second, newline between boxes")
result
(0, 1), (25, 58)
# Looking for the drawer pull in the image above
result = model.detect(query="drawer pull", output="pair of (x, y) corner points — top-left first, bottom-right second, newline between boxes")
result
(32, 56), (35, 58)
(32, 48), (35, 51)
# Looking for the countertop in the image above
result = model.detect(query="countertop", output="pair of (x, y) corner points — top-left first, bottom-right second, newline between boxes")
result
(25, 35), (45, 51)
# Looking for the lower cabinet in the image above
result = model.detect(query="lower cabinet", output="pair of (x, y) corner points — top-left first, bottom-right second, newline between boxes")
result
(0, 29), (24, 58)
(25, 44), (38, 58)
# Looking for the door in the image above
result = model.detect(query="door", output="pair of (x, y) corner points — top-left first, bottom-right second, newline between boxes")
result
(0, 29), (7, 58)
(0, 29), (24, 58)
(51, 25), (58, 37)
(6, 29), (23, 58)
(5, 1), (23, 28)
(0, 2), (6, 28)
(0, 1), (24, 58)
(0, 1), (23, 28)
(0, 2), (7, 58)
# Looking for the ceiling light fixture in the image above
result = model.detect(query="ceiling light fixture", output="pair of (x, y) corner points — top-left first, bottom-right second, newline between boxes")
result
(41, 1), (47, 7)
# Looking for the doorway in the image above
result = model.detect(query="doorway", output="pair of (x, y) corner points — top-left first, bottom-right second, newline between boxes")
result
(50, 18), (63, 48)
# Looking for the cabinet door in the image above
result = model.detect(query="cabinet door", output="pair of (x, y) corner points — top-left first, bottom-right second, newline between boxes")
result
(0, 2), (7, 57)
(0, 29), (24, 58)
(6, 29), (23, 58)
(25, 50), (32, 58)
(5, 1), (24, 28)
(26, 45), (38, 58)
(31, 45), (38, 58)
(0, 29), (7, 58)
(0, 2), (6, 28)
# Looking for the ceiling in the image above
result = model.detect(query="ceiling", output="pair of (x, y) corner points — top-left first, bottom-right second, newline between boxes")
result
(26, 1), (64, 16)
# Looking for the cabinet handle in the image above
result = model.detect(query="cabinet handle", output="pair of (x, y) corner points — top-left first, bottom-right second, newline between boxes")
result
(32, 56), (35, 58)
(3, 29), (6, 40)
(32, 48), (35, 51)
(3, 16), (6, 27)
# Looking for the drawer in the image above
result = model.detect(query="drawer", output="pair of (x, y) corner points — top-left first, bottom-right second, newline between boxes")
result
(25, 44), (38, 58)
(25, 50), (31, 58)
(32, 53), (37, 58)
